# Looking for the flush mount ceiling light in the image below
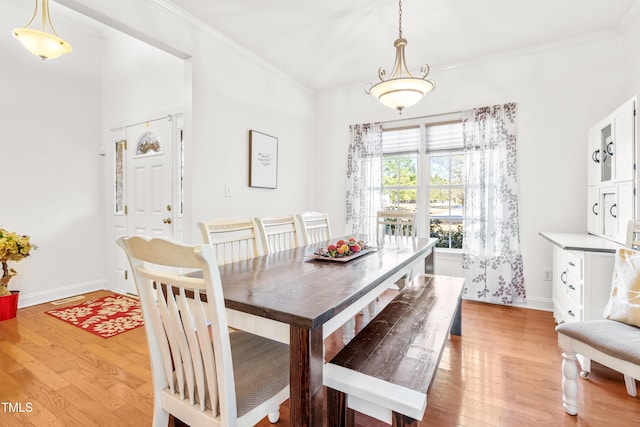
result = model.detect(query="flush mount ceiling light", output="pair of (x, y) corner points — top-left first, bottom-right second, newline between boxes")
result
(365, 0), (435, 114)
(13, 0), (72, 60)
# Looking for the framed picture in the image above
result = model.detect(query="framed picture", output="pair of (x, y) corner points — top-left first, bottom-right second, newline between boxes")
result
(249, 130), (278, 188)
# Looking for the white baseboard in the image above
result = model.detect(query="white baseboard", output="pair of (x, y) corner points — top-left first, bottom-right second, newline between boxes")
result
(461, 295), (553, 312)
(513, 295), (553, 312)
(18, 279), (107, 308)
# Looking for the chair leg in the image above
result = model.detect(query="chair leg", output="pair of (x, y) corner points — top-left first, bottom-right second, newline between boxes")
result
(342, 317), (355, 345)
(367, 300), (377, 320)
(267, 409), (280, 423)
(562, 352), (579, 415)
(624, 375), (638, 397)
(577, 354), (591, 378)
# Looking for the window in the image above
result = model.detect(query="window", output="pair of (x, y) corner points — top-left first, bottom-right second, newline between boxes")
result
(382, 127), (419, 212)
(382, 119), (464, 249)
(114, 140), (125, 214)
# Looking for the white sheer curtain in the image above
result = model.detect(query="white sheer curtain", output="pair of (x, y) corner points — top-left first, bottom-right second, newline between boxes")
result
(345, 123), (383, 239)
(462, 103), (526, 305)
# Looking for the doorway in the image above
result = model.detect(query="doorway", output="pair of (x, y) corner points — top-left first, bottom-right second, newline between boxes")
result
(111, 112), (184, 295)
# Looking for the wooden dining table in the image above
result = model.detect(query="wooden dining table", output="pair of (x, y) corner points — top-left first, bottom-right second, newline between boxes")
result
(197, 235), (437, 426)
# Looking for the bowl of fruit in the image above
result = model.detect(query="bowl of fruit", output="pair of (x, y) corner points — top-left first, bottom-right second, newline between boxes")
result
(310, 237), (374, 262)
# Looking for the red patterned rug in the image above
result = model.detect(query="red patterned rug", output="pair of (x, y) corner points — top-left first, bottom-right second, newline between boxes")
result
(45, 294), (144, 338)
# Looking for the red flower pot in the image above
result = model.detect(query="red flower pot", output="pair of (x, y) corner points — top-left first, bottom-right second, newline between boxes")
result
(0, 291), (19, 321)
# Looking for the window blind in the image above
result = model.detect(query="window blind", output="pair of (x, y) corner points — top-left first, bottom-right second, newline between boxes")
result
(383, 121), (463, 154)
(425, 121), (463, 151)
(382, 127), (420, 154)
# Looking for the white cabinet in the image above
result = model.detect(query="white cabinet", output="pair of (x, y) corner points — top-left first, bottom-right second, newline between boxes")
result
(551, 247), (615, 324)
(552, 245), (567, 323)
(587, 97), (637, 244)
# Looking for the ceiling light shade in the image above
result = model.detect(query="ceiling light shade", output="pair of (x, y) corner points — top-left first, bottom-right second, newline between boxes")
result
(366, 1), (434, 113)
(12, 0), (72, 60)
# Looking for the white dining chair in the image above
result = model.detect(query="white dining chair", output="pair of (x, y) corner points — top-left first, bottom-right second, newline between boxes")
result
(296, 211), (331, 245)
(255, 214), (301, 254)
(377, 210), (417, 239)
(116, 235), (289, 427)
(198, 217), (265, 265)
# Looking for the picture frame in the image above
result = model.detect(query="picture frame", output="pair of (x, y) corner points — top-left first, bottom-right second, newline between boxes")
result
(249, 130), (278, 189)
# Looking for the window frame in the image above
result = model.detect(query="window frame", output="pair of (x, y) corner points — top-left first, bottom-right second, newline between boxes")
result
(381, 114), (464, 251)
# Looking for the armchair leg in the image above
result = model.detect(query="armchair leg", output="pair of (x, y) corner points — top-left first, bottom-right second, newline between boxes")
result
(624, 375), (637, 397)
(562, 351), (579, 415)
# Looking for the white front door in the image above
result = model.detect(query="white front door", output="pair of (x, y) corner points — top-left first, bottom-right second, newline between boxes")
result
(110, 114), (176, 296)
(126, 117), (174, 240)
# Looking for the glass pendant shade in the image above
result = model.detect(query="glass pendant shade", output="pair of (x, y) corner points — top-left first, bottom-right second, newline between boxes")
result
(368, 76), (435, 111)
(13, 28), (72, 60)
(12, 0), (72, 60)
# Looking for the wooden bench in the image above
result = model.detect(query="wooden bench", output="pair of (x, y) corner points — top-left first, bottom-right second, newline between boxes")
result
(324, 274), (464, 427)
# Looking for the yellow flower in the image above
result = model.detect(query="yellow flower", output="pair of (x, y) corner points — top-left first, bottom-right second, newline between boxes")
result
(0, 228), (34, 263)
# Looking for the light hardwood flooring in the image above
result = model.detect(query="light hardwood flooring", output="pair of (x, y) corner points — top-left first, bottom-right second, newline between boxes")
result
(1, 289), (639, 426)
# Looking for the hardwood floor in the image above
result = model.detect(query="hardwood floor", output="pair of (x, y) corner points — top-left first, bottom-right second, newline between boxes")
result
(1, 289), (639, 426)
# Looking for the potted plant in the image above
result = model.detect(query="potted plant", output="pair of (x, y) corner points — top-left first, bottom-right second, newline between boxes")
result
(0, 228), (35, 320)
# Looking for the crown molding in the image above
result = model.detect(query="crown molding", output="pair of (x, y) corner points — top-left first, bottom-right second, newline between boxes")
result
(616, 0), (640, 34)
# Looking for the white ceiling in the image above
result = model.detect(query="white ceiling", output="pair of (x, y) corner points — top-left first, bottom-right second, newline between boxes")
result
(60, 0), (640, 92)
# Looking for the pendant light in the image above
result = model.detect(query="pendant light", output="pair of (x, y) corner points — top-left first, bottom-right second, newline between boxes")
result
(365, 0), (434, 113)
(13, 0), (72, 60)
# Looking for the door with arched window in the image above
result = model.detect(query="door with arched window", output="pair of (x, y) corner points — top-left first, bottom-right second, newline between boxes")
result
(111, 113), (183, 295)
(126, 117), (174, 240)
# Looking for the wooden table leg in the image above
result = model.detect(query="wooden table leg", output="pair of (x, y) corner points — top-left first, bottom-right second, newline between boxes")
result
(424, 250), (434, 274)
(450, 297), (462, 336)
(290, 325), (324, 427)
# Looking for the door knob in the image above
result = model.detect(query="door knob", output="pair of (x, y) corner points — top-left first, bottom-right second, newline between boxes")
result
(163, 217), (172, 224)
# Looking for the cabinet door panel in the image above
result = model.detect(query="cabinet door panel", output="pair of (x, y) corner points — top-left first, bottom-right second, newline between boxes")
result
(616, 181), (634, 242)
(612, 101), (635, 182)
(552, 246), (567, 324)
(587, 127), (601, 186)
(587, 186), (599, 235)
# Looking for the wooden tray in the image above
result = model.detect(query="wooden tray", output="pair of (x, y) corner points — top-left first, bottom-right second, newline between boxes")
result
(305, 247), (377, 263)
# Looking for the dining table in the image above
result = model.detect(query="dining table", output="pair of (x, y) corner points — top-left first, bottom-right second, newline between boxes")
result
(195, 234), (437, 426)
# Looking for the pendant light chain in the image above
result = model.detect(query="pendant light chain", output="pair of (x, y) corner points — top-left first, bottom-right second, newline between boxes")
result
(398, 0), (403, 39)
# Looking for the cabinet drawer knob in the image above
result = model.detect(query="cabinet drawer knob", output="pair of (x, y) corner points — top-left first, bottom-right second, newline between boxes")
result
(568, 284), (576, 291)
(610, 203), (617, 218)
(607, 141), (614, 156)
(592, 203), (598, 215)
(561, 271), (567, 284)
(568, 261), (575, 267)
(568, 310), (575, 317)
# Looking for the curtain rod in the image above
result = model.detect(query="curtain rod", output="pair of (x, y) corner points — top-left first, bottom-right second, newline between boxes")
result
(381, 110), (463, 125)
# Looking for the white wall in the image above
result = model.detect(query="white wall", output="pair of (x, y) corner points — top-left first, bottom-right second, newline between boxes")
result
(315, 31), (631, 311)
(1, 0), (105, 306)
(186, 30), (316, 243)
(101, 30), (185, 126)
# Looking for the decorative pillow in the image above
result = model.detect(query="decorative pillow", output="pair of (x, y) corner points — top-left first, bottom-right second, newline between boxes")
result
(603, 247), (640, 328)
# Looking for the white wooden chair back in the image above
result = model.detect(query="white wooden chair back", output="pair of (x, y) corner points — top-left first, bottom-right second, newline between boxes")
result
(255, 214), (300, 254)
(198, 218), (264, 264)
(116, 236), (288, 427)
(626, 220), (640, 249)
(377, 210), (417, 239)
(297, 211), (331, 245)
